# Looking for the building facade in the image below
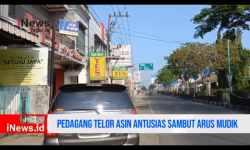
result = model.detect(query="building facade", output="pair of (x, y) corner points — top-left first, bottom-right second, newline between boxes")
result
(0, 5), (108, 115)
(0, 5), (107, 90)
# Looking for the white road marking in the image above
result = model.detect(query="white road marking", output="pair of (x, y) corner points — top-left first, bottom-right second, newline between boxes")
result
(146, 96), (154, 114)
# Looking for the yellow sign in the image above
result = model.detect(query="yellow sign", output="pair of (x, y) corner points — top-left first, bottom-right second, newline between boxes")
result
(89, 52), (106, 80)
(112, 67), (128, 80)
(0, 48), (49, 86)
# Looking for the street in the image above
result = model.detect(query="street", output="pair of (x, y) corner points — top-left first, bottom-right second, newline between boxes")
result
(1, 93), (250, 145)
(136, 94), (250, 145)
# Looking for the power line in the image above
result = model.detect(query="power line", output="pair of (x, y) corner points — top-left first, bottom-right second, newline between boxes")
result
(110, 5), (119, 27)
(110, 5), (124, 44)
(117, 5), (128, 45)
(88, 5), (103, 26)
(124, 5), (132, 46)
(113, 32), (183, 44)
(88, 5), (123, 45)
(90, 5), (124, 45)
(122, 28), (185, 43)
(124, 5), (134, 77)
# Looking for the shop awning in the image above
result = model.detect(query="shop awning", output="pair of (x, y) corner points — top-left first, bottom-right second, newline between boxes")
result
(0, 18), (39, 45)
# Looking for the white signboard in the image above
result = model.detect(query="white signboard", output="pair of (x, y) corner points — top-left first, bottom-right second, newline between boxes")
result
(134, 71), (140, 78)
(112, 80), (125, 85)
(111, 45), (132, 66)
(118, 45), (131, 59)
(151, 78), (156, 84)
(128, 73), (132, 80)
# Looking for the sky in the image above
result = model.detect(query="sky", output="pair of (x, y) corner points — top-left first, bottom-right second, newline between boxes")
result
(90, 5), (250, 88)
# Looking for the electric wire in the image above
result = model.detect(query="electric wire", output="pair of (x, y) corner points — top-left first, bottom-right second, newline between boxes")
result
(113, 31), (183, 44)
(116, 5), (128, 45)
(110, 5), (124, 44)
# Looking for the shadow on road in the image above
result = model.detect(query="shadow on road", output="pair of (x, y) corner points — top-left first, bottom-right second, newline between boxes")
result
(145, 94), (250, 145)
(145, 94), (245, 114)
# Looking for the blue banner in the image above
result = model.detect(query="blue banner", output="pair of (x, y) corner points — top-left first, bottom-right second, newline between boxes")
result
(59, 19), (79, 36)
(150, 73), (157, 78)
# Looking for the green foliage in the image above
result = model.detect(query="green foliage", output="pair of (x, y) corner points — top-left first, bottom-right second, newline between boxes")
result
(192, 5), (250, 89)
(149, 84), (156, 90)
(216, 89), (228, 95)
(141, 86), (147, 91)
(158, 5), (250, 90)
(191, 5), (250, 40)
(156, 66), (176, 85)
(165, 42), (225, 79)
(231, 28), (250, 89)
(233, 89), (249, 97)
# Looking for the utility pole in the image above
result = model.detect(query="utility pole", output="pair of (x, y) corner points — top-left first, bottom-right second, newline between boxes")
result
(106, 13), (111, 83)
(227, 39), (232, 93)
(131, 65), (135, 98)
(49, 18), (56, 106)
(106, 12), (129, 83)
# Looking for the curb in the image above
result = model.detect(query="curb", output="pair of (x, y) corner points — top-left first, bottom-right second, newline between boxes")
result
(162, 94), (250, 112)
(192, 99), (250, 111)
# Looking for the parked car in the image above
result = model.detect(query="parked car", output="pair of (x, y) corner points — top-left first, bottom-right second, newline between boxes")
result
(43, 83), (139, 145)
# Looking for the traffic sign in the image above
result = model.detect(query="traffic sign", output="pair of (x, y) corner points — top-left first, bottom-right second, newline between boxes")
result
(139, 63), (153, 70)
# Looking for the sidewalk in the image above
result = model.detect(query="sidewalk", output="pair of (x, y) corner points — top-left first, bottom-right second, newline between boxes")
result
(0, 134), (43, 145)
(0, 95), (159, 145)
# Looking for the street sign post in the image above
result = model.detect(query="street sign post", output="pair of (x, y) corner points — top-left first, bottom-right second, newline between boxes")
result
(227, 75), (232, 87)
(139, 63), (153, 70)
(227, 75), (232, 93)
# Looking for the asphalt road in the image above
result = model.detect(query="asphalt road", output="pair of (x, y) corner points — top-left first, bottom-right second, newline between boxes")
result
(1, 94), (249, 145)
(137, 94), (250, 145)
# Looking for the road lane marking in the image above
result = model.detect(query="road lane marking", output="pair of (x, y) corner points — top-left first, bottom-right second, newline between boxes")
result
(145, 96), (154, 114)
(174, 105), (181, 108)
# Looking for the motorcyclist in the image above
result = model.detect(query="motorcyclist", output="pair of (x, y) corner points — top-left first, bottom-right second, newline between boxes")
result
(149, 90), (152, 96)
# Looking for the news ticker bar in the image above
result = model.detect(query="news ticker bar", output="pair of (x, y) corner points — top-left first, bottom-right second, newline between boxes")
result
(0, 114), (250, 134)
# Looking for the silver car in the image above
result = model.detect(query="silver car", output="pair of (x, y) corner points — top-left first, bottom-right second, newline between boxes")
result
(43, 83), (139, 145)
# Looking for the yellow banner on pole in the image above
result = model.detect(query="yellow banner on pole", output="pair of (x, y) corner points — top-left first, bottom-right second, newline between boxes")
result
(112, 67), (128, 80)
(89, 52), (106, 81)
(0, 48), (49, 86)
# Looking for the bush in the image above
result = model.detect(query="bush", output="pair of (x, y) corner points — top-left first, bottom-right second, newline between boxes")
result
(233, 89), (249, 98)
(216, 89), (227, 95)
(196, 90), (205, 95)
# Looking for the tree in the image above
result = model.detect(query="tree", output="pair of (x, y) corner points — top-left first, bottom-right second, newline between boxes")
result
(167, 42), (219, 78)
(231, 28), (250, 89)
(191, 5), (250, 40)
(213, 28), (247, 89)
(149, 84), (156, 90)
(192, 5), (250, 89)
(156, 66), (176, 87)
(141, 86), (147, 91)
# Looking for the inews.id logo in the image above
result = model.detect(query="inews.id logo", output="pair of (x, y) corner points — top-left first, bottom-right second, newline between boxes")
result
(17, 19), (50, 33)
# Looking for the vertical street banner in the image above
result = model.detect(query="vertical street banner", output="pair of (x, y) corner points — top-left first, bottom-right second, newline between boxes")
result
(134, 71), (141, 82)
(89, 52), (106, 81)
(0, 48), (49, 86)
(112, 67), (128, 80)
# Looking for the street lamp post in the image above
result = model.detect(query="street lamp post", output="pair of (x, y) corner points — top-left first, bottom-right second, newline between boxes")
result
(227, 39), (232, 93)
